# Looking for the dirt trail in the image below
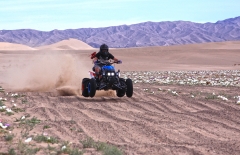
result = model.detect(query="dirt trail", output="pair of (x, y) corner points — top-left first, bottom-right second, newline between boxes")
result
(19, 84), (240, 155)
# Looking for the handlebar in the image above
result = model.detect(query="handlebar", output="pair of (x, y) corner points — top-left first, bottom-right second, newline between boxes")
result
(94, 60), (122, 65)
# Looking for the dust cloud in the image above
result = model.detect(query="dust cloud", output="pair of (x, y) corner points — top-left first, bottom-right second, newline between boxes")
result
(3, 51), (89, 96)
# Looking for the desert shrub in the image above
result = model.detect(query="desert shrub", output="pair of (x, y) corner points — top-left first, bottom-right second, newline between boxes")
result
(80, 137), (123, 155)
(5, 134), (14, 141)
(34, 135), (58, 144)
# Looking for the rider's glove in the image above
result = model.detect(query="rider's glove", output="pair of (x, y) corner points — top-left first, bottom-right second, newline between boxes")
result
(117, 60), (122, 64)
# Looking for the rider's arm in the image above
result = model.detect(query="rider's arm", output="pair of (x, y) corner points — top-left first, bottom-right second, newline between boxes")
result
(109, 53), (118, 62)
(93, 57), (98, 64)
(113, 57), (118, 62)
(113, 57), (122, 64)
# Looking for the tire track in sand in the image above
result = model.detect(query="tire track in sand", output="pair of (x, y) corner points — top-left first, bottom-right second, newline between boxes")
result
(22, 84), (240, 155)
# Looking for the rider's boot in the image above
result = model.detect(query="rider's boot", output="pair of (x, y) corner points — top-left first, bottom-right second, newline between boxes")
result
(95, 74), (103, 88)
(96, 75), (102, 81)
(98, 75), (106, 89)
(95, 73), (100, 80)
(95, 76), (100, 82)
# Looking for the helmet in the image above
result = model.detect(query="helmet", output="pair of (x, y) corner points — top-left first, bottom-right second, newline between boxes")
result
(100, 44), (109, 57)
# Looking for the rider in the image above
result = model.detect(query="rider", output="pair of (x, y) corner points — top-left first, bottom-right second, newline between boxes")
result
(92, 44), (121, 80)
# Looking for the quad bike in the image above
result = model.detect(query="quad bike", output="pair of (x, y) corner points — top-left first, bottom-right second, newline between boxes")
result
(81, 60), (133, 98)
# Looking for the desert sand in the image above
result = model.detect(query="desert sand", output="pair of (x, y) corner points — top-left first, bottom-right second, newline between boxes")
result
(0, 40), (240, 155)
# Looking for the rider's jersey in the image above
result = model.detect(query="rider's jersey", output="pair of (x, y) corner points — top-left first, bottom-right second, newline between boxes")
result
(95, 51), (114, 61)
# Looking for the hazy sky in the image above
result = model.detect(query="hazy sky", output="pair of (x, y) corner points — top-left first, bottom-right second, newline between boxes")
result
(0, 0), (239, 31)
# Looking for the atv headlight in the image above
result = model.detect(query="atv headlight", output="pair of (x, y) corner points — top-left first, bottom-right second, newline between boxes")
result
(107, 72), (111, 76)
(111, 72), (115, 76)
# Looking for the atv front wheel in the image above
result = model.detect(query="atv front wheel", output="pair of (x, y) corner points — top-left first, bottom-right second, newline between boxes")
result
(126, 78), (133, 97)
(116, 78), (126, 97)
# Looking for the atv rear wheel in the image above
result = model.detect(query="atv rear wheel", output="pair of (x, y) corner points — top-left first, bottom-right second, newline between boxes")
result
(88, 78), (97, 97)
(126, 78), (133, 97)
(82, 78), (89, 97)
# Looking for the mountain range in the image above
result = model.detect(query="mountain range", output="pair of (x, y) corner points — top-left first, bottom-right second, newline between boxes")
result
(0, 16), (240, 48)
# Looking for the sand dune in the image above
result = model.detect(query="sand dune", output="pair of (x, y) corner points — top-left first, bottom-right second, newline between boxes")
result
(36, 38), (96, 50)
(0, 42), (36, 50)
(0, 41), (240, 154)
